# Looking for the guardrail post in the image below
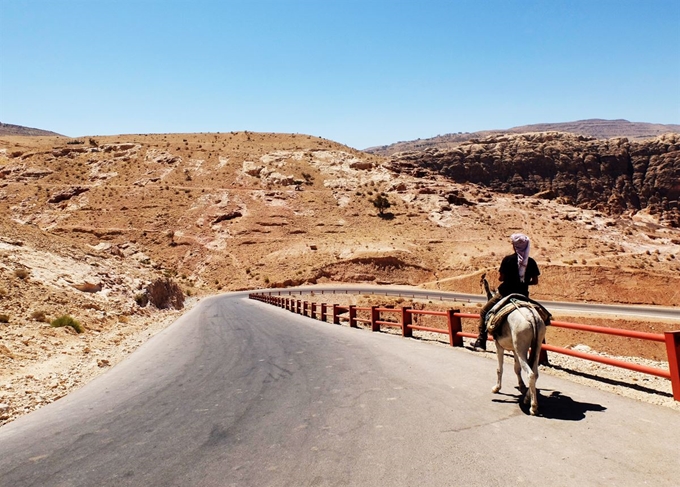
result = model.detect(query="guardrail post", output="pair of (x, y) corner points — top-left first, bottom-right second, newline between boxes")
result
(303, 301), (308, 317)
(401, 306), (412, 337)
(296, 300), (301, 314)
(333, 304), (340, 324)
(321, 303), (327, 322)
(447, 310), (463, 347)
(665, 331), (680, 401)
(311, 302), (317, 319)
(349, 305), (357, 328)
(371, 306), (380, 332)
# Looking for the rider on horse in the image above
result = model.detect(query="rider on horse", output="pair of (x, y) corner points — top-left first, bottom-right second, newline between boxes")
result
(474, 233), (540, 351)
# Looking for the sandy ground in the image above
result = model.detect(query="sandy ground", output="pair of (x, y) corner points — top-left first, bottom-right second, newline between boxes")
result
(0, 299), (198, 426)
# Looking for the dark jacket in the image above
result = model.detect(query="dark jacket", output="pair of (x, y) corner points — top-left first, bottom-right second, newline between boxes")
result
(497, 254), (540, 297)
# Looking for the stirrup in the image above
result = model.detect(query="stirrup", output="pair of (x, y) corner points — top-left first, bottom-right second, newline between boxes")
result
(473, 337), (487, 351)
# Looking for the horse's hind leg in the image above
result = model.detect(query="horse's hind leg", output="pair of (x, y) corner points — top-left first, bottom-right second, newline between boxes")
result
(518, 354), (538, 415)
(492, 344), (504, 393)
(528, 367), (538, 415)
(513, 351), (527, 394)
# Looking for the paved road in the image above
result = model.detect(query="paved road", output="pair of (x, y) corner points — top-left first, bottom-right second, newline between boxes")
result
(1, 294), (679, 487)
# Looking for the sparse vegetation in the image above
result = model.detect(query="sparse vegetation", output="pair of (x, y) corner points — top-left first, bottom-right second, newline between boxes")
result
(51, 315), (84, 333)
(0, 314), (9, 323)
(371, 194), (391, 215)
(135, 293), (149, 307)
(31, 310), (49, 322)
(14, 268), (30, 280)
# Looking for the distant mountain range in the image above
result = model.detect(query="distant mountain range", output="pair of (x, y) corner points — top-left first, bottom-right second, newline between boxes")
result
(0, 122), (63, 137)
(364, 119), (680, 155)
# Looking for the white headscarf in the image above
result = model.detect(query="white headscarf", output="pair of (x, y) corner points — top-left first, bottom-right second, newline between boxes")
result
(510, 233), (530, 283)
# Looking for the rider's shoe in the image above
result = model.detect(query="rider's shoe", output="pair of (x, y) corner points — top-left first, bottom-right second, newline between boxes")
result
(473, 336), (487, 351)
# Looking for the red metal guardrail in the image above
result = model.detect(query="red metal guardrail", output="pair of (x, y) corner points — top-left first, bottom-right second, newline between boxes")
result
(249, 292), (680, 401)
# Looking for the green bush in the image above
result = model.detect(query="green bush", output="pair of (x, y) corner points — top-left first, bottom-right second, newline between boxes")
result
(51, 315), (84, 334)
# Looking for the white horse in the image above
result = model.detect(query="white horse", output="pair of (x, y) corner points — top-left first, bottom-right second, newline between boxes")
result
(482, 275), (547, 415)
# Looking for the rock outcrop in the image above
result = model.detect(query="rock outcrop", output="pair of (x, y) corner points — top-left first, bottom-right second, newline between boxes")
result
(390, 133), (680, 226)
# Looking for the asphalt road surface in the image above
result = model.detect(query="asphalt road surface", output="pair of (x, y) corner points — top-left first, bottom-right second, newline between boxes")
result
(1, 294), (679, 487)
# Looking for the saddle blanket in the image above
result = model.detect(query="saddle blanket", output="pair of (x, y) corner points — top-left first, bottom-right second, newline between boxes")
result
(485, 294), (552, 336)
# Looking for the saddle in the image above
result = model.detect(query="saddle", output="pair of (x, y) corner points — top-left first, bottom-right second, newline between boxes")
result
(484, 294), (552, 336)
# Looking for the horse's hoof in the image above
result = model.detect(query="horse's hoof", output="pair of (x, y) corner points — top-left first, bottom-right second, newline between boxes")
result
(492, 385), (501, 393)
(530, 406), (538, 416)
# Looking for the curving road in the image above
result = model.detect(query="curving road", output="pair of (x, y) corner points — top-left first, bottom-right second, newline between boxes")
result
(1, 293), (679, 486)
(256, 284), (680, 321)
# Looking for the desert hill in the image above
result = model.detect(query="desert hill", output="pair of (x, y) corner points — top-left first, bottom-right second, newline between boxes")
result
(1, 130), (679, 424)
(366, 119), (680, 155)
(0, 122), (63, 137)
(2, 130), (678, 307)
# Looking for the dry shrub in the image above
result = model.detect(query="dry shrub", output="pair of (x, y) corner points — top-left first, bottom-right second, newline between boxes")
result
(145, 278), (184, 310)
(14, 268), (30, 280)
(31, 310), (49, 323)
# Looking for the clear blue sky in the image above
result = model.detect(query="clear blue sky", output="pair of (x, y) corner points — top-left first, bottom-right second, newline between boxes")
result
(1, 0), (679, 149)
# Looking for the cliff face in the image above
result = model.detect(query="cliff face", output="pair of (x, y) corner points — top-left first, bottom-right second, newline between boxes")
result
(390, 132), (680, 226)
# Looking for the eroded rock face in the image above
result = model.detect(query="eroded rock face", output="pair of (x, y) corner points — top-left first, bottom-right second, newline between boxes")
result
(47, 186), (89, 204)
(390, 133), (680, 226)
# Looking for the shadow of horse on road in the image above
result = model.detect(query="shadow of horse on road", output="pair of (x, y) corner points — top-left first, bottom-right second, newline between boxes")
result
(492, 388), (606, 420)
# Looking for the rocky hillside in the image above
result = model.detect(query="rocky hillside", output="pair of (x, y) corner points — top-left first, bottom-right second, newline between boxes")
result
(366, 119), (680, 155)
(0, 123), (63, 137)
(2, 130), (680, 425)
(1, 131), (679, 303)
(390, 132), (680, 227)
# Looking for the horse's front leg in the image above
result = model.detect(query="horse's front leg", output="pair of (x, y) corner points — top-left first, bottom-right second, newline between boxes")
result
(492, 343), (503, 393)
(513, 351), (527, 394)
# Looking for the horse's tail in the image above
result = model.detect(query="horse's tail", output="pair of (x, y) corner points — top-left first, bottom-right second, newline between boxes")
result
(527, 306), (542, 368)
